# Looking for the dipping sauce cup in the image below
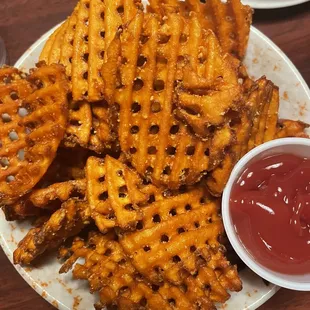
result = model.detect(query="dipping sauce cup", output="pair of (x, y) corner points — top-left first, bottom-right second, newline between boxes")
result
(222, 138), (310, 291)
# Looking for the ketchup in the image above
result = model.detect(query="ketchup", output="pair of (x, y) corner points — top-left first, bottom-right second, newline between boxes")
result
(230, 153), (310, 275)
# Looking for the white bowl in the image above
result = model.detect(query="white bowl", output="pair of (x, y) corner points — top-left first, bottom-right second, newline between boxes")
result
(222, 137), (310, 291)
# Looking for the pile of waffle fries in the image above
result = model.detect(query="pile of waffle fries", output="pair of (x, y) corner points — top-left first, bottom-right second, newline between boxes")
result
(0, 0), (308, 309)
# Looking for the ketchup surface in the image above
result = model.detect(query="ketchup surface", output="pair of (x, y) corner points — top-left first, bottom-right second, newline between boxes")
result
(230, 153), (310, 274)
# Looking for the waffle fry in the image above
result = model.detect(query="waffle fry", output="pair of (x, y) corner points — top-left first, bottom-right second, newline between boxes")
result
(64, 100), (92, 148)
(59, 3), (80, 80)
(60, 232), (226, 310)
(104, 13), (217, 188)
(264, 86), (280, 142)
(2, 203), (42, 221)
(41, 0), (142, 101)
(119, 188), (219, 283)
(276, 119), (310, 138)
(88, 101), (118, 153)
(0, 63), (69, 205)
(148, 0), (253, 59)
(205, 76), (309, 196)
(2, 179), (86, 222)
(13, 199), (90, 265)
(175, 33), (242, 136)
(49, 20), (70, 65)
(119, 187), (242, 304)
(72, 0), (90, 100)
(39, 25), (62, 63)
(86, 156), (161, 232)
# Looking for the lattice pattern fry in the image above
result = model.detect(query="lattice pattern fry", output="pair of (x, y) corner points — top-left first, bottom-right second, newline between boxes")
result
(175, 33), (242, 136)
(247, 77), (274, 151)
(105, 13), (216, 189)
(2, 179), (86, 221)
(13, 199), (91, 265)
(206, 76), (309, 196)
(49, 20), (69, 64)
(276, 120), (310, 138)
(119, 187), (242, 305)
(60, 3), (80, 80)
(40, 0), (142, 102)
(0, 63), (69, 205)
(264, 86), (280, 142)
(59, 231), (225, 310)
(86, 156), (162, 232)
(86, 156), (114, 232)
(148, 0), (253, 59)
(39, 25), (62, 63)
(64, 99), (92, 148)
(119, 188), (223, 284)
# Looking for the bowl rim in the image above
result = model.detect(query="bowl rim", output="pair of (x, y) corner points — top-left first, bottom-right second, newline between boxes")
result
(222, 137), (310, 291)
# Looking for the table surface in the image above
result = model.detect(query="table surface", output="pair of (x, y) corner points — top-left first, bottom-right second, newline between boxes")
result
(0, 0), (310, 309)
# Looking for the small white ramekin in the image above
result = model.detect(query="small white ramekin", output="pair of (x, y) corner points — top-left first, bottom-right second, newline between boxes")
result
(222, 137), (310, 291)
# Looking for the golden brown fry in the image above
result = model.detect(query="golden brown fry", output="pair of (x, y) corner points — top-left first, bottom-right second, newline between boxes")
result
(60, 231), (227, 310)
(104, 13), (211, 188)
(206, 110), (251, 196)
(13, 199), (90, 265)
(0, 63), (69, 205)
(59, 3), (80, 80)
(86, 156), (115, 232)
(39, 25), (62, 63)
(86, 156), (161, 232)
(88, 0), (142, 101)
(247, 77), (274, 151)
(119, 187), (242, 305)
(119, 188), (221, 284)
(176, 33), (242, 136)
(48, 20), (69, 64)
(2, 179), (86, 221)
(264, 86), (280, 142)
(63, 100), (92, 148)
(276, 120), (309, 138)
(52, 0), (142, 101)
(88, 100), (118, 153)
(72, 0), (90, 101)
(148, 0), (252, 59)
(26, 179), (86, 209)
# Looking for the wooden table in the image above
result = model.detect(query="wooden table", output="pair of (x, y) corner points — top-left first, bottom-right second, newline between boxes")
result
(0, 0), (309, 309)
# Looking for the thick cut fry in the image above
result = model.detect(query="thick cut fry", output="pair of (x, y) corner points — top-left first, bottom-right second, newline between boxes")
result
(104, 13), (214, 189)
(13, 199), (90, 265)
(86, 156), (161, 232)
(0, 63), (69, 205)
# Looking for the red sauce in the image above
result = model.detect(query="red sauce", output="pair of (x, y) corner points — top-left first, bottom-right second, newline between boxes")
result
(230, 153), (310, 275)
